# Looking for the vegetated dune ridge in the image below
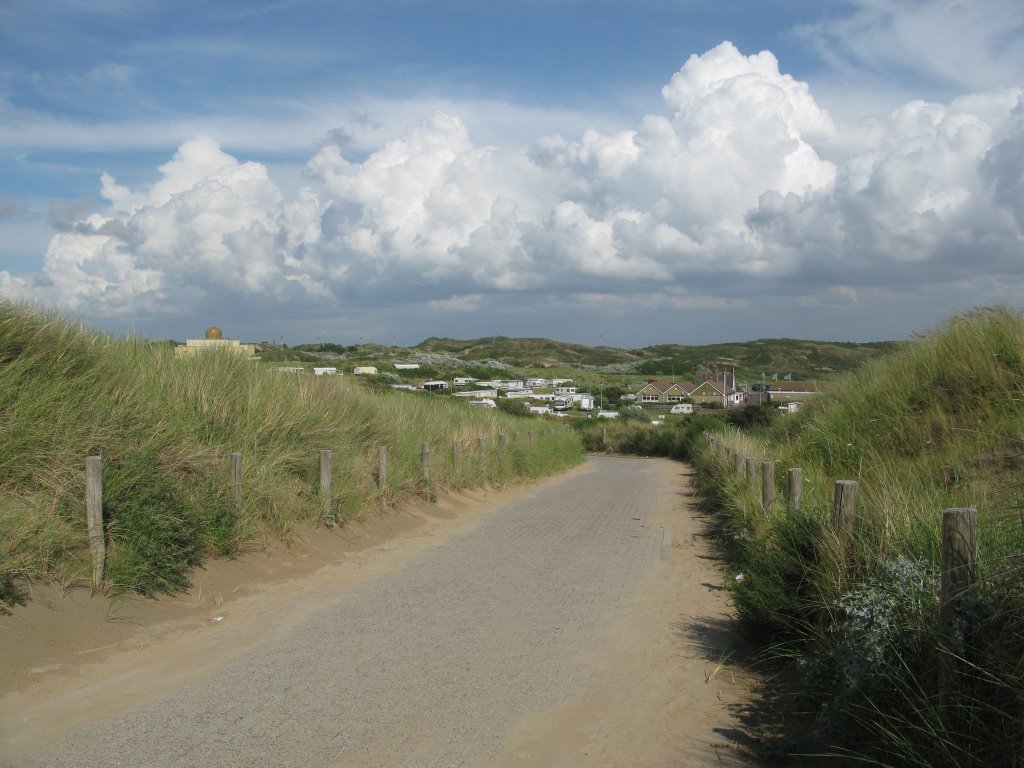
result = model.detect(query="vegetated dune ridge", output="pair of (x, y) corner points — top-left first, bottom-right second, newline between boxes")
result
(696, 306), (1024, 767)
(0, 302), (584, 610)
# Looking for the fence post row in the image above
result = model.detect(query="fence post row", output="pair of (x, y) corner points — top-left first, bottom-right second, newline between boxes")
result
(788, 467), (803, 511)
(378, 445), (388, 487)
(745, 457), (757, 492)
(832, 480), (857, 542)
(320, 449), (335, 527)
(940, 507), (978, 632)
(86, 455), (104, 591)
(231, 452), (243, 513)
(761, 460), (776, 511)
(733, 451), (743, 476)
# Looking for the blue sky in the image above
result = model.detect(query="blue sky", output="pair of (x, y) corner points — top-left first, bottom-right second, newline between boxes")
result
(1, 0), (1023, 347)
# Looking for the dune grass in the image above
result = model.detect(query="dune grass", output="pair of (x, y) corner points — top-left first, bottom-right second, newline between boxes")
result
(694, 307), (1024, 766)
(0, 303), (583, 603)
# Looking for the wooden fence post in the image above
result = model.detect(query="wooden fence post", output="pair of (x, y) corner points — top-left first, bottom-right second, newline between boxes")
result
(319, 449), (335, 527)
(788, 468), (803, 511)
(453, 440), (461, 479)
(733, 451), (743, 476)
(231, 452), (243, 513)
(498, 433), (506, 450)
(378, 445), (388, 487)
(832, 481), (858, 541)
(940, 508), (978, 632)
(602, 428), (608, 447)
(745, 457), (757, 491)
(762, 460), (776, 510)
(86, 455), (104, 591)
(422, 441), (431, 484)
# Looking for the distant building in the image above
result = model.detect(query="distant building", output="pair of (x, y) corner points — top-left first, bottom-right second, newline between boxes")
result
(175, 326), (256, 358)
(353, 366), (378, 375)
(394, 363), (420, 370)
(746, 381), (821, 405)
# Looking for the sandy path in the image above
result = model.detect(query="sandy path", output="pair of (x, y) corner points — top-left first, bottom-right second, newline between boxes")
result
(0, 457), (757, 766)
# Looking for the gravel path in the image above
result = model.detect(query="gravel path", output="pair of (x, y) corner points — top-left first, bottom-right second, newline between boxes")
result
(6, 456), (671, 768)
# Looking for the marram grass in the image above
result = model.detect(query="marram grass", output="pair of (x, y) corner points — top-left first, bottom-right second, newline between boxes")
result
(0, 303), (583, 602)
(695, 307), (1024, 767)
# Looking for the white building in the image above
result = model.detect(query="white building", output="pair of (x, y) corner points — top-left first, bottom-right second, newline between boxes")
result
(394, 363), (420, 370)
(353, 366), (378, 375)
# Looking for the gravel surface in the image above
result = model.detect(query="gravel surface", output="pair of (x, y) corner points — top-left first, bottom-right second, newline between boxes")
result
(6, 456), (670, 768)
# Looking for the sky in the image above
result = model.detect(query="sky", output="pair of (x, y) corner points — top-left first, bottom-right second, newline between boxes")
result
(1, 0), (1023, 348)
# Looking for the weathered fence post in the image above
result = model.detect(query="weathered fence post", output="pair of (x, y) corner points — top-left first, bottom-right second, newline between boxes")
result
(378, 445), (388, 487)
(529, 431), (535, 446)
(940, 508), (978, 632)
(498, 433), (506, 450)
(788, 468), (803, 511)
(453, 440), (462, 479)
(231, 452), (243, 513)
(832, 480), (858, 541)
(602, 428), (608, 448)
(319, 449), (335, 527)
(86, 455), (104, 592)
(733, 452), (744, 476)
(762, 460), (776, 510)
(745, 457), (757, 491)
(422, 441), (431, 484)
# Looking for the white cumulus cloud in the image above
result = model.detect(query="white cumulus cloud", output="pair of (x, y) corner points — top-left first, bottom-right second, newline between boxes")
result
(6, 41), (1023, 332)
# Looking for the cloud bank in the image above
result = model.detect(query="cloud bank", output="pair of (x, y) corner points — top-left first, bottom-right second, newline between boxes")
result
(4, 42), (1023, 336)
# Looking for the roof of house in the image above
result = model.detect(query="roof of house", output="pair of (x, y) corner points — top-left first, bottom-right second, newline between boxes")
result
(769, 381), (821, 393)
(636, 379), (685, 394)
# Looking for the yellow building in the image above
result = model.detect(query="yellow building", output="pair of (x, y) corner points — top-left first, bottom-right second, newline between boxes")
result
(174, 326), (256, 357)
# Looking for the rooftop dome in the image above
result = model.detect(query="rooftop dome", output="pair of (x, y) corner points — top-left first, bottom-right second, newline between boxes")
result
(205, 326), (223, 340)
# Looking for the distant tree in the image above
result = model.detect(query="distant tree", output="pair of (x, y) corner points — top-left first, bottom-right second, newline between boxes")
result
(725, 402), (778, 430)
(495, 398), (529, 417)
(618, 404), (648, 422)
